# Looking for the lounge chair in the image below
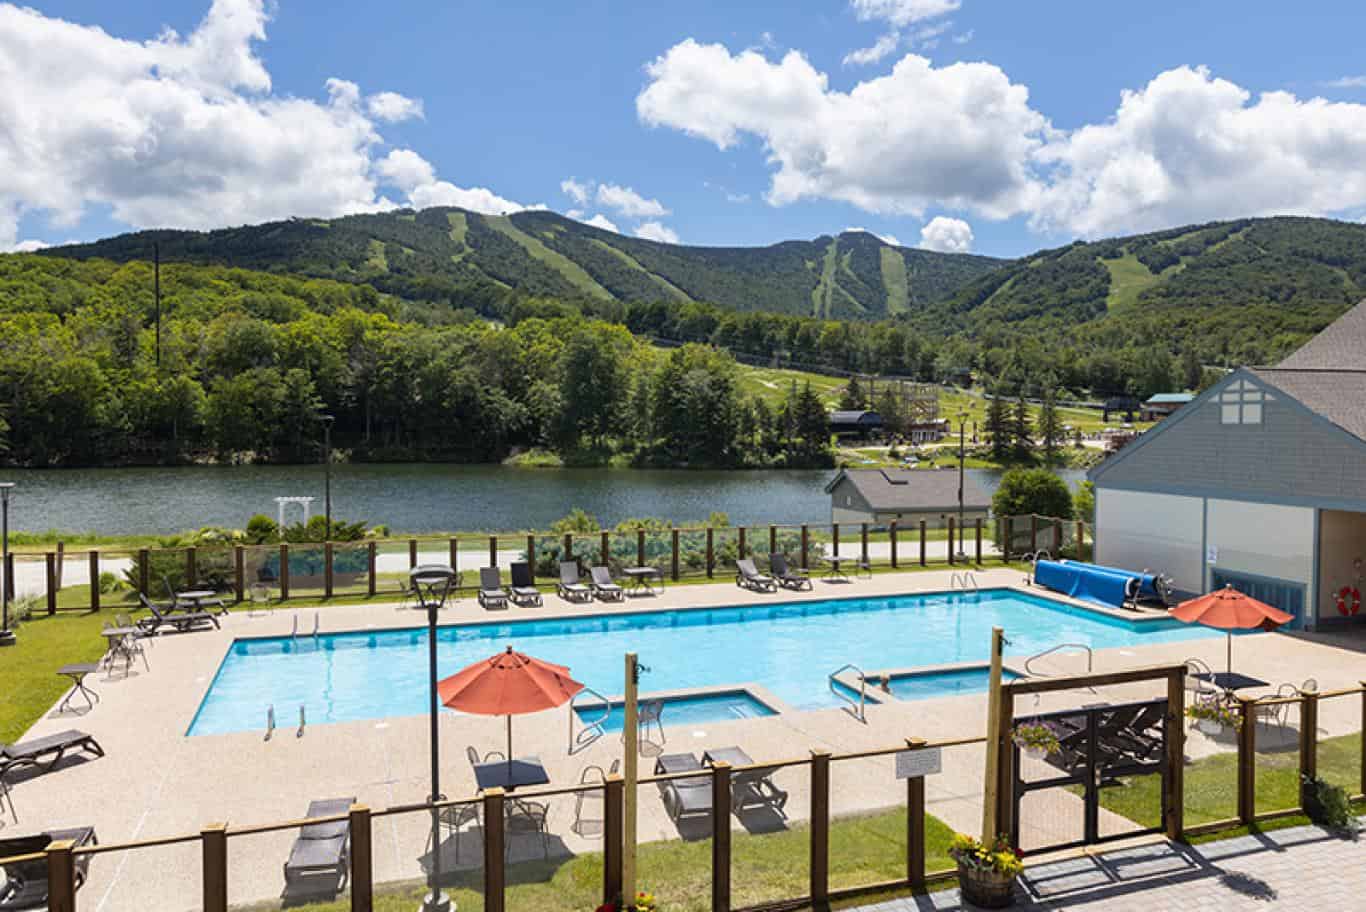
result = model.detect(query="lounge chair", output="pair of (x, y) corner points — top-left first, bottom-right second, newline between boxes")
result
(477, 567), (509, 610)
(655, 753), (713, 823)
(769, 553), (812, 591)
(283, 798), (354, 889)
(590, 566), (624, 601)
(703, 746), (789, 817)
(0, 827), (96, 910)
(557, 561), (593, 603)
(508, 562), (543, 607)
(0, 730), (104, 780)
(735, 559), (777, 593)
(136, 594), (219, 634)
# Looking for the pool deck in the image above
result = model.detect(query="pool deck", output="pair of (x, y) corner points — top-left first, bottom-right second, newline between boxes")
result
(9, 567), (1365, 911)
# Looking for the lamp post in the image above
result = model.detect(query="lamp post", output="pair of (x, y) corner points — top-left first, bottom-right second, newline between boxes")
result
(321, 415), (335, 541)
(956, 411), (969, 563)
(0, 483), (14, 646)
(411, 564), (456, 912)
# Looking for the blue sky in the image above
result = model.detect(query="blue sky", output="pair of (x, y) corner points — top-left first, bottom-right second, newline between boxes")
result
(5, 0), (1366, 257)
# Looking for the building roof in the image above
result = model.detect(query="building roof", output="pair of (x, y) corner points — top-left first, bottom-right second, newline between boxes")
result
(1143, 393), (1195, 405)
(824, 468), (991, 511)
(1277, 299), (1366, 370)
(829, 410), (883, 424)
(1249, 368), (1366, 443)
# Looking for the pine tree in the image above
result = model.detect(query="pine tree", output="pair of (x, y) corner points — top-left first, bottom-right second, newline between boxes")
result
(875, 387), (903, 436)
(984, 391), (1012, 461)
(839, 375), (866, 410)
(1011, 395), (1032, 461)
(1181, 348), (1203, 391)
(1036, 390), (1063, 463)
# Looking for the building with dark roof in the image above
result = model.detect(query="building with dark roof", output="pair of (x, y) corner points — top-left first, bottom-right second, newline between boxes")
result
(824, 468), (990, 529)
(1140, 392), (1195, 422)
(1089, 300), (1366, 630)
(828, 410), (884, 438)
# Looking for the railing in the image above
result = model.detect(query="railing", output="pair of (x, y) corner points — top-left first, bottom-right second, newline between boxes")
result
(829, 663), (870, 723)
(949, 571), (978, 591)
(568, 685), (613, 755)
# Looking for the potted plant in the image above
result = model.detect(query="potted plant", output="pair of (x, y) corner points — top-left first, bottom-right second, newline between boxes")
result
(597, 890), (657, 912)
(1185, 699), (1240, 736)
(949, 833), (1022, 909)
(1012, 721), (1061, 759)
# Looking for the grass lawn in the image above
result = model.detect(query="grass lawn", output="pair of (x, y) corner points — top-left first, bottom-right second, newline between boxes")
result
(270, 807), (957, 912)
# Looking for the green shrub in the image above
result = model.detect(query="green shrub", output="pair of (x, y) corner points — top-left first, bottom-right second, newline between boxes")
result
(992, 467), (1073, 519)
(98, 571), (123, 594)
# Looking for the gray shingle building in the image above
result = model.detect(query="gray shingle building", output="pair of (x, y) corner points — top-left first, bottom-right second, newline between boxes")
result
(825, 468), (990, 529)
(1089, 299), (1366, 630)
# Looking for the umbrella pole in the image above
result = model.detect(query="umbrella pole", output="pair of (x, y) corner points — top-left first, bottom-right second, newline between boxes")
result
(507, 715), (513, 779)
(623, 652), (639, 906)
(1227, 632), (1232, 676)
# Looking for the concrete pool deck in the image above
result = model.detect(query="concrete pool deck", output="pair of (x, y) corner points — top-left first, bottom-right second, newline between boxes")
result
(8, 567), (1364, 911)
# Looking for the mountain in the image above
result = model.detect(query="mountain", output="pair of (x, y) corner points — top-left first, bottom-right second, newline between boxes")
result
(42, 207), (1005, 320)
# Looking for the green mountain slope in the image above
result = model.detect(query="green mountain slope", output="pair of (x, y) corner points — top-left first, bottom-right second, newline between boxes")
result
(44, 209), (1004, 320)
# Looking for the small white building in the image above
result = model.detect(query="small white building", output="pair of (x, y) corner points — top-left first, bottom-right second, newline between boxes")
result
(825, 468), (990, 529)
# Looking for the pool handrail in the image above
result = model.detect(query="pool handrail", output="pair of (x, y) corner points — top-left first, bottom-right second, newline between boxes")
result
(567, 685), (613, 755)
(829, 662), (869, 723)
(1023, 642), (1094, 678)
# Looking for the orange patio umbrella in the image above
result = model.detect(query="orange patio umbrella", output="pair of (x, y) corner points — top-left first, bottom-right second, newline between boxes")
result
(438, 646), (585, 771)
(1169, 585), (1294, 674)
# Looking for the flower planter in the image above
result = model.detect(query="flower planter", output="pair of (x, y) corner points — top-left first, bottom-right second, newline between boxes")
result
(1194, 718), (1224, 736)
(957, 861), (1016, 909)
(1022, 746), (1049, 760)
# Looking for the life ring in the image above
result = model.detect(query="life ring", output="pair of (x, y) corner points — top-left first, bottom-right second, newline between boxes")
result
(1336, 586), (1361, 616)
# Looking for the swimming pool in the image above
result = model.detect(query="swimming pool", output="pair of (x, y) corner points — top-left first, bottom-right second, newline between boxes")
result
(577, 690), (778, 733)
(188, 588), (1218, 735)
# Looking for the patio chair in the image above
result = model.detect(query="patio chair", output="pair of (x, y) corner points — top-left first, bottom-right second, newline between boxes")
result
(505, 797), (550, 859)
(705, 746), (789, 817)
(477, 567), (509, 611)
(136, 594), (219, 634)
(769, 553), (812, 591)
(654, 753), (713, 823)
(102, 620), (149, 673)
(636, 700), (667, 749)
(557, 561), (593, 603)
(1182, 658), (1219, 698)
(590, 566), (624, 601)
(0, 827), (96, 910)
(572, 759), (621, 837)
(0, 730), (104, 781)
(735, 559), (777, 593)
(283, 798), (354, 889)
(467, 745), (507, 766)
(0, 777), (13, 825)
(433, 801), (482, 865)
(509, 562), (543, 607)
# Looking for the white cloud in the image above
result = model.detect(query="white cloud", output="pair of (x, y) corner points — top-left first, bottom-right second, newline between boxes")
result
(844, 31), (900, 67)
(726, 192), (751, 203)
(910, 21), (952, 50)
(1033, 65), (1366, 237)
(918, 216), (973, 252)
(1324, 76), (1366, 89)
(374, 148), (435, 191)
(366, 91), (424, 122)
(952, 29), (974, 44)
(844, 226), (901, 245)
(635, 221), (680, 243)
(0, 0), (525, 249)
(374, 148), (532, 215)
(596, 183), (670, 218)
(11, 239), (50, 252)
(560, 177), (592, 205)
(582, 214), (620, 232)
(849, 0), (960, 28)
(638, 42), (1048, 219)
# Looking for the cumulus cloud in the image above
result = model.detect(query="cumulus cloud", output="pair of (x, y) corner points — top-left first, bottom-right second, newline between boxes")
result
(560, 178), (592, 206)
(844, 226), (902, 245)
(1324, 75), (1366, 89)
(366, 91), (424, 122)
(596, 183), (670, 218)
(635, 221), (680, 243)
(844, 31), (900, 67)
(582, 214), (620, 232)
(0, 0), (525, 249)
(11, 239), (50, 252)
(952, 29), (974, 44)
(849, 0), (960, 28)
(637, 42), (1048, 219)
(918, 216), (973, 252)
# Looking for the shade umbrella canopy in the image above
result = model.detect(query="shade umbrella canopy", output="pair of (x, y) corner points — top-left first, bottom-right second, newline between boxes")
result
(438, 646), (584, 776)
(1170, 585), (1293, 674)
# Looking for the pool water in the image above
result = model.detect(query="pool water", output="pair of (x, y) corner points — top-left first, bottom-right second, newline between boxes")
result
(188, 588), (1217, 735)
(577, 691), (777, 733)
(880, 667), (1022, 701)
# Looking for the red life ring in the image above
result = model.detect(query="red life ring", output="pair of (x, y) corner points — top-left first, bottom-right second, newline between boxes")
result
(1337, 586), (1361, 616)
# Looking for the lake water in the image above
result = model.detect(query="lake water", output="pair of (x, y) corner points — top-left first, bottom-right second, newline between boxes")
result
(0, 464), (1086, 535)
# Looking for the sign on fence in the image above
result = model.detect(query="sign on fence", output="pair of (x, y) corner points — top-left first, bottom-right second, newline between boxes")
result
(895, 747), (942, 779)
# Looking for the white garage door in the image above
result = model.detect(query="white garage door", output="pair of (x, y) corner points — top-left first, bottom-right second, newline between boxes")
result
(1095, 488), (1204, 594)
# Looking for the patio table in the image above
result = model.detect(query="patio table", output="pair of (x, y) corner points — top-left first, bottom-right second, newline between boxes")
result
(622, 566), (662, 596)
(473, 756), (549, 792)
(1197, 671), (1269, 692)
(57, 664), (100, 713)
(99, 626), (140, 673)
(177, 589), (226, 614)
(821, 556), (851, 582)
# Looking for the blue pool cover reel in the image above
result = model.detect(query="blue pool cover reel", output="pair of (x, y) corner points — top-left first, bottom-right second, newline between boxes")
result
(1077, 561), (1168, 601)
(1033, 559), (1138, 608)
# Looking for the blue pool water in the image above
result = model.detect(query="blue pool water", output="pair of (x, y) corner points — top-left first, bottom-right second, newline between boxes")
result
(881, 667), (1022, 701)
(578, 691), (778, 733)
(188, 589), (1218, 735)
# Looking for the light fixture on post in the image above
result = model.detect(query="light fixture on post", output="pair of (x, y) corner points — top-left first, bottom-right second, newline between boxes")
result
(411, 563), (457, 912)
(0, 482), (15, 647)
(956, 410), (969, 564)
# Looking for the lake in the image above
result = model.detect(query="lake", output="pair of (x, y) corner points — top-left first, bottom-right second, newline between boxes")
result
(0, 464), (1087, 535)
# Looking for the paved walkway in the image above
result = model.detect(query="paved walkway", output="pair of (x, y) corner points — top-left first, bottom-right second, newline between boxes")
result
(854, 820), (1366, 910)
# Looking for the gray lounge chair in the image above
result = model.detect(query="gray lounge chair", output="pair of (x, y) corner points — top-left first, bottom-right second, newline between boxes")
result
(137, 594), (219, 634)
(509, 562), (543, 607)
(769, 554), (811, 591)
(735, 559), (777, 592)
(0, 730), (104, 780)
(557, 561), (593, 603)
(283, 798), (354, 889)
(477, 567), (509, 610)
(703, 746), (789, 817)
(590, 566), (624, 601)
(0, 826), (96, 910)
(655, 753), (713, 823)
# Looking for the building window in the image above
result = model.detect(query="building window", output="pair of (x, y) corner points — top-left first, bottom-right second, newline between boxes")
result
(845, 495), (852, 507)
(1218, 379), (1266, 425)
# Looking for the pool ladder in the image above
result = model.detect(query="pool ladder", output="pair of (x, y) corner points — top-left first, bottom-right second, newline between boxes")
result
(568, 686), (612, 756)
(950, 571), (979, 591)
(288, 612), (321, 640)
(829, 663), (869, 724)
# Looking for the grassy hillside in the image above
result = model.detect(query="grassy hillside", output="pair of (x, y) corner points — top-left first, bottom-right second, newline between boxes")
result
(44, 210), (1003, 320)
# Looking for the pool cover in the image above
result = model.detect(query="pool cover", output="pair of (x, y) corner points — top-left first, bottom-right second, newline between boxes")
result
(1033, 559), (1135, 608)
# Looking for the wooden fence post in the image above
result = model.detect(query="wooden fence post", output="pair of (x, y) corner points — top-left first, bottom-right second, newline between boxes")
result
(563, 533), (574, 564)
(861, 523), (869, 568)
(350, 804), (373, 912)
(906, 738), (927, 890)
(1075, 520), (1085, 558)
(603, 774), (624, 905)
(706, 528), (714, 578)
(1299, 690), (1320, 802)
(769, 525), (777, 558)
(1053, 518), (1063, 556)
(450, 538), (460, 577)
(186, 546), (197, 587)
(137, 548), (149, 597)
(483, 789), (506, 912)
(800, 525), (809, 570)
(89, 551), (99, 612)
(671, 529), (680, 581)
(918, 521), (926, 567)
(408, 539), (417, 569)
(1029, 515), (1038, 555)
(1360, 683), (1366, 799)
(45, 553), (57, 615)
(711, 762), (732, 912)
(202, 823), (227, 912)
(489, 535), (498, 568)
(889, 522), (898, 569)
(1001, 517), (1012, 563)
(234, 546), (245, 602)
(637, 530), (646, 568)
(975, 519), (983, 565)
(324, 542), (335, 598)
(44, 839), (77, 912)
(600, 531), (610, 568)
(947, 518), (956, 565)
(1237, 696), (1256, 825)
(831, 523), (840, 558)
(55, 540), (65, 588)
(528, 535), (537, 582)
(738, 526), (747, 559)
(810, 752), (830, 908)
(1166, 668), (1186, 839)
(367, 542), (377, 597)
(279, 544), (290, 600)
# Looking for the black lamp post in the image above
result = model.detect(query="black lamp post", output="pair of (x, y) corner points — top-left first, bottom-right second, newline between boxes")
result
(411, 563), (456, 912)
(955, 411), (969, 563)
(321, 415), (335, 541)
(0, 483), (14, 647)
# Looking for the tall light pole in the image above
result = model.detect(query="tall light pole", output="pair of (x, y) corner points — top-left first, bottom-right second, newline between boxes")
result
(321, 415), (335, 541)
(411, 564), (456, 912)
(0, 483), (15, 646)
(956, 410), (969, 563)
